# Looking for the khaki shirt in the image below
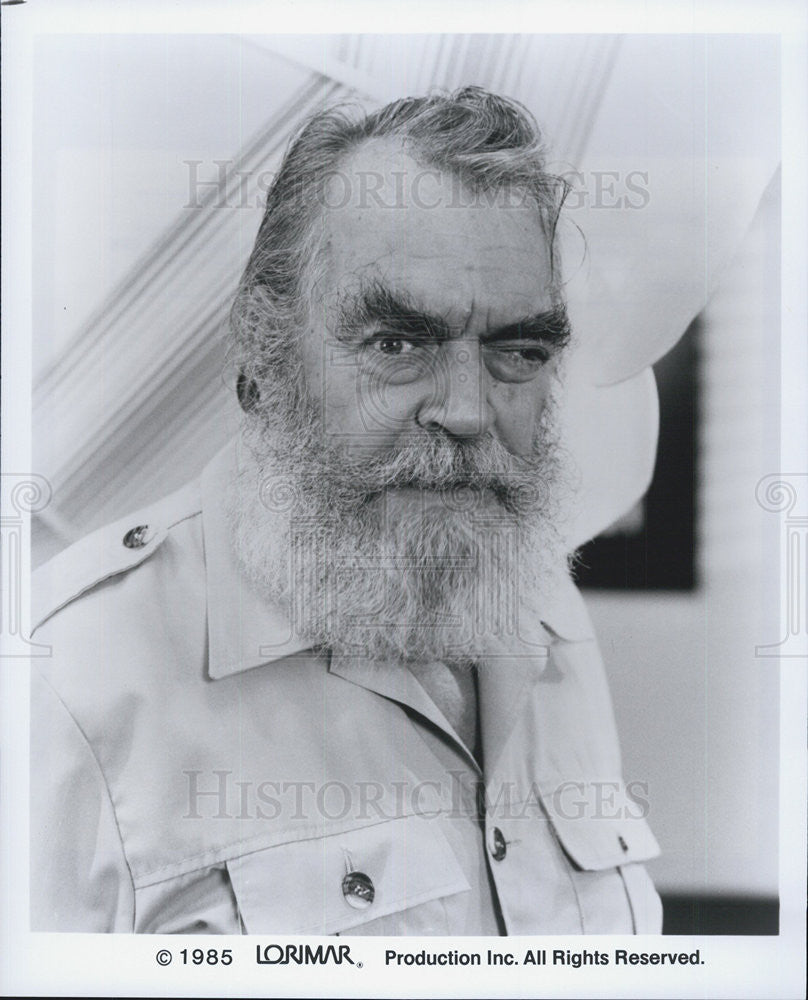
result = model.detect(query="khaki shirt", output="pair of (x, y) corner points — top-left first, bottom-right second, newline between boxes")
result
(31, 444), (662, 934)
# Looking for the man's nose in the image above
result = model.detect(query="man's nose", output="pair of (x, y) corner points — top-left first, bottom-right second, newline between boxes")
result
(415, 340), (493, 438)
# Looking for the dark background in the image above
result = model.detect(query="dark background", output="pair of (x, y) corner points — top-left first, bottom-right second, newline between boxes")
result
(575, 319), (700, 592)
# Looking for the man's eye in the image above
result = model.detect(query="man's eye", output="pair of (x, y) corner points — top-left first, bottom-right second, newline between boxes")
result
(371, 336), (415, 356)
(491, 344), (550, 367)
(359, 334), (432, 385)
(507, 347), (549, 364)
(483, 343), (551, 383)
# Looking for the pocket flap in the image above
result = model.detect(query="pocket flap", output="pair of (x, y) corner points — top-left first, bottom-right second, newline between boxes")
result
(539, 784), (661, 870)
(226, 815), (470, 934)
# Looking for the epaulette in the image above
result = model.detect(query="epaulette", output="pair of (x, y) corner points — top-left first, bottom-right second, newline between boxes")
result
(32, 479), (201, 634)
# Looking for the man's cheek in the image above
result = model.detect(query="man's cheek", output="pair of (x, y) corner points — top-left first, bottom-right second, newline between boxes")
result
(299, 329), (329, 404)
(491, 385), (546, 455)
(343, 377), (420, 441)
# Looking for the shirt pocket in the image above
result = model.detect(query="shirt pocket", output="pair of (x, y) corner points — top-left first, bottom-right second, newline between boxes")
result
(547, 810), (663, 934)
(225, 814), (471, 935)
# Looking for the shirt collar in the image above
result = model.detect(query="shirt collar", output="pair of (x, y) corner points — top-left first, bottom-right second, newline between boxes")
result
(201, 439), (311, 680)
(200, 438), (593, 682)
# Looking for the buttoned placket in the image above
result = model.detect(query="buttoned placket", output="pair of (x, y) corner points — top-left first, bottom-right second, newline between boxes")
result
(475, 640), (552, 931)
(328, 637), (552, 934)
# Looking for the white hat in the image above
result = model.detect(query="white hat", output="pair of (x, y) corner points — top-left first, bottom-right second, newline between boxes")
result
(556, 35), (779, 548)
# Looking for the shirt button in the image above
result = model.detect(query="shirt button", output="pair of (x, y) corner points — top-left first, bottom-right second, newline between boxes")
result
(122, 525), (152, 549)
(490, 826), (507, 861)
(342, 871), (375, 909)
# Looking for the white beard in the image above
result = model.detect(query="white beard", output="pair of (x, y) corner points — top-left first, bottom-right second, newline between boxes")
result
(226, 380), (571, 666)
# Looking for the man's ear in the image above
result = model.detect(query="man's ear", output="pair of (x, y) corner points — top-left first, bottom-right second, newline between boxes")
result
(236, 372), (260, 412)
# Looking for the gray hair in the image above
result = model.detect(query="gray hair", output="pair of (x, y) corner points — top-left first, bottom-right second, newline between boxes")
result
(231, 86), (569, 411)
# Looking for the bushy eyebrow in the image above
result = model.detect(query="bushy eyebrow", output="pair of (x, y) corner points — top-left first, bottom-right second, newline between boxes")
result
(482, 309), (571, 350)
(335, 279), (451, 341)
(334, 277), (570, 350)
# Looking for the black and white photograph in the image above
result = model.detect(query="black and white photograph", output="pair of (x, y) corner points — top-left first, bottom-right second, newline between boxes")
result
(1, 3), (805, 998)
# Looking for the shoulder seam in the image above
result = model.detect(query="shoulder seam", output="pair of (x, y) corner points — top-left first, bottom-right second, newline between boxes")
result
(32, 483), (203, 634)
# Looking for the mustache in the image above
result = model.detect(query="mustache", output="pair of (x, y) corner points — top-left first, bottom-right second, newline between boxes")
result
(345, 433), (540, 490)
(257, 430), (559, 518)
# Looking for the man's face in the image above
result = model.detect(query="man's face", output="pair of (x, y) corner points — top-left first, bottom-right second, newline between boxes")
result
(230, 139), (571, 663)
(300, 140), (567, 476)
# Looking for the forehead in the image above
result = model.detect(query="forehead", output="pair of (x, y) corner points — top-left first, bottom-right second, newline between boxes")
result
(320, 139), (553, 328)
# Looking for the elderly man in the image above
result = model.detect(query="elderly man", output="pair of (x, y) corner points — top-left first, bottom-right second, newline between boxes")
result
(31, 87), (662, 934)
